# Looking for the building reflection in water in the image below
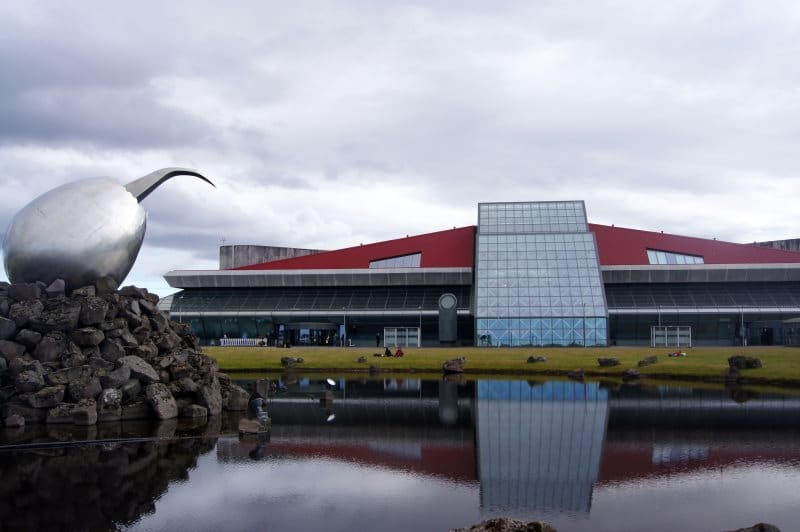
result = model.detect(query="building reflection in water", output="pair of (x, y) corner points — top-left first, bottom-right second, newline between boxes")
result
(218, 378), (478, 483)
(475, 380), (609, 514)
(223, 377), (800, 517)
(3, 377), (800, 531)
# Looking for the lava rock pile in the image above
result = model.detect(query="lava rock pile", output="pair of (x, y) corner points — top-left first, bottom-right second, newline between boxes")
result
(0, 278), (249, 427)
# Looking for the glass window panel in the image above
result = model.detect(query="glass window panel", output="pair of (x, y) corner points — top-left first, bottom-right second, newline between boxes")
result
(369, 252), (422, 269)
(646, 249), (704, 265)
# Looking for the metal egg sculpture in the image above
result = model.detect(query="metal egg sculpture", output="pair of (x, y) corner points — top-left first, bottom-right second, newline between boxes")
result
(3, 167), (214, 290)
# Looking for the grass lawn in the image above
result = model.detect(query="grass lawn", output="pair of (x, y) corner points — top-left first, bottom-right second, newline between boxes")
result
(204, 345), (800, 387)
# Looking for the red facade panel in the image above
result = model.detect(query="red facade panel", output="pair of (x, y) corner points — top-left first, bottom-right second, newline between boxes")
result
(589, 223), (800, 265)
(235, 226), (476, 270)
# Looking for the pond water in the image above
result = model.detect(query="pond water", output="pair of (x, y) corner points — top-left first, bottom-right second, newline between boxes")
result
(1, 377), (800, 531)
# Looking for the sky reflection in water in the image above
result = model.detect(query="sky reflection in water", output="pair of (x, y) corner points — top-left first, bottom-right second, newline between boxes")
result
(2, 378), (799, 532)
(131, 454), (480, 532)
(125, 379), (800, 532)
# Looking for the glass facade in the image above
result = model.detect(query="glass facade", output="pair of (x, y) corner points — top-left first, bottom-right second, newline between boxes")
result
(168, 286), (474, 346)
(475, 201), (608, 346)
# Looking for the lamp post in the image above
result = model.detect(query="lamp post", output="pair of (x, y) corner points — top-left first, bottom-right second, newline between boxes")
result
(342, 307), (347, 348)
(178, 295), (184, 323)
(418, 306), (422, 347)
(582, 302), (586, 347)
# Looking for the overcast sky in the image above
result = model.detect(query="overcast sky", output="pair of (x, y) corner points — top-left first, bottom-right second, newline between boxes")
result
(2, 1), (800, 296)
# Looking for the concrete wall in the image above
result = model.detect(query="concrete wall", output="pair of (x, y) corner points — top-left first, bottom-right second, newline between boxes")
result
(219, 245), (325, 269)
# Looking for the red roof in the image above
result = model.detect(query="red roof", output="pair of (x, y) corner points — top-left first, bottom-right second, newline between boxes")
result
(590, 223), (800, 265)
(234, 226), (476, 270)
(233, 223), (800, 271)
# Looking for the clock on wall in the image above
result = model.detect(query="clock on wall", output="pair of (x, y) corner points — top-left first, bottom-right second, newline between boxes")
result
(439, 293), (457, 310)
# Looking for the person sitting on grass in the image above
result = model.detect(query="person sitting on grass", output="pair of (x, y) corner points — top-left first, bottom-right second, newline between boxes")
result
(394, 347), (404, 357)
(384, 347), (393, 357)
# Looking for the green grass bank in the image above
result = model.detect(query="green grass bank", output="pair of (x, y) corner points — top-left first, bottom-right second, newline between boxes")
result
(204, 345), (800, 387)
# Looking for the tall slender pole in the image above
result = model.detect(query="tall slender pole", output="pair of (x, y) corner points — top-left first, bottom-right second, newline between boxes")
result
(418, 306), (422, 347)
(342, 307), (346, 348)
(582, 302), (586, 347)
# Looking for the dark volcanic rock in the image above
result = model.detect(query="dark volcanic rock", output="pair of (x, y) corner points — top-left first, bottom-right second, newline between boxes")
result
(568, 369), (585, 381)
(47, 399), (98, 425)
(5, 402), (47, 424)
(94, 276), (119, 295)
(180, 404), (208, 419)
(0, 340), (26, 361)
(454, 517), (558, 532)
(443, 357), (467, 374)
(118, 355), (159, 384)
(70, 327), (105, 347)
(196, 377), (222, 416)
(638, 355), (658, 367)
(100, 366), (131, 389)
(45, 278), (65, 299)
(119, 286), (149, 299)
(67, 374), (102, 402)
(0, 282), (232, 426)
(99, 338), (126, 362)
(30, 299), (81, 332)
(9, 299), (44, 328)
(88, 356), (114, 372)
(224, 383), (250, 411)
(8, 283), (42, 302)
(597, 357), (620, 367)
(8, 356), (43, 378)
(46, 365), (89, 386)
(145, 383), (178, 420)
(121, 379), (142, 403)
(22, 385), (65, 408)
(731, 523), (781, 532)
(15, 370), (45, 393)
(79, 296), (109, 326)
(4, 413), (25, 427)
(622, 368), (641, 382)
(168, 377), (198, 397)
(33, 331), (68, 363)
(121, 400), (149, 420)
(71, 285), (96, 298)
(14, 328), (42, 349)
(97, 388), (123, 421)
(728, 355), (763, 369)
(0, 316), (18, 340)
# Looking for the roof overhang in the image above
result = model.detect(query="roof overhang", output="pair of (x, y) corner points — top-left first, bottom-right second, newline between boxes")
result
(608, 307), (800, 314)
(602, 264), (800, 284)
(169, 309), (472, 318)
(164, 267), (474, 289)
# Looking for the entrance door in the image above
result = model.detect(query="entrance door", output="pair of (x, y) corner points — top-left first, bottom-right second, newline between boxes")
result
(760, 327), (774, 346)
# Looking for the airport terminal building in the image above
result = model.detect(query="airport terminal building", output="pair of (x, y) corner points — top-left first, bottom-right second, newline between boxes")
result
(163, 201), (800, 347)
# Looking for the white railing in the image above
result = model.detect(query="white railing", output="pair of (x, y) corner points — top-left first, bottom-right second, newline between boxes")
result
(650, 326), (692, 348)
(220, 338), (260, 347)
(383, 327), (421, 347)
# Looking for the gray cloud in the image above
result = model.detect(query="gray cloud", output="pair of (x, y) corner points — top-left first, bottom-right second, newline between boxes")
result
(3, 1), (800, 292)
